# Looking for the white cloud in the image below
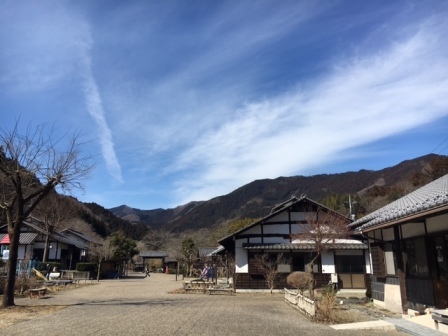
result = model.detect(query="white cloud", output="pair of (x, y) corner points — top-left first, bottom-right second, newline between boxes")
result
(0, 1), (123, 183)
(173, 16), (448, 203)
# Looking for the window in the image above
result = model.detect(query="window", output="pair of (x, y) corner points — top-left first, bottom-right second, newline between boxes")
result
(292, 255), (305, 272)
(370, 243), (386, 278)
(335, 254), (365, 273)
(405, 238), (429, 278)
(433, 235), (448, 281)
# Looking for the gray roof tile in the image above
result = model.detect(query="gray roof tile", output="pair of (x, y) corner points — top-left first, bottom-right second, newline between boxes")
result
(351, 173), (448, 230)
(243, 241), (368, 250)
(140, 251), (168, 258)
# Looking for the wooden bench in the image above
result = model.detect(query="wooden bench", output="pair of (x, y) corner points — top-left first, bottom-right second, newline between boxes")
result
(29, 287), (47, 299)
(184, 279), (214, 293)
(206, 288), (233, 295)
(73, 278), (94, 287)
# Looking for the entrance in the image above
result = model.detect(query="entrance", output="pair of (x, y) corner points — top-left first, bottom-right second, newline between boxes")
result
(429, 234), (448, 308)
(335, 251), (366, 289)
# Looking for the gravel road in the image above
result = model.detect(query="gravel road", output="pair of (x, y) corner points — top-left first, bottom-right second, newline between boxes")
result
(2, 273), (407, 336)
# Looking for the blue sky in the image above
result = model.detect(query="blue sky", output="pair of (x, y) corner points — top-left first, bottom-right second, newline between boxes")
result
(2, 0), (448, 210)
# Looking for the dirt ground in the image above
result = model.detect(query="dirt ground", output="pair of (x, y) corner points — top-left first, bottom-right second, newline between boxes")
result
(0, 305), (66, 328)
(0, 289), (400, 329)
(331, 302), (402, 323)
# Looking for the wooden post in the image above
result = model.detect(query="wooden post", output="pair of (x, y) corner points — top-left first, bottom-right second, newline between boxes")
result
(394, 226), (407, 312)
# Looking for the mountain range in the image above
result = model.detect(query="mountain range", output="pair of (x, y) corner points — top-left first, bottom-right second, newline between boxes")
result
(109, 153), (447, 232)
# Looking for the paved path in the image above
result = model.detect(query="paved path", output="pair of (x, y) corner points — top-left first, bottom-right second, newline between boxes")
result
(3, 273), (407, 336)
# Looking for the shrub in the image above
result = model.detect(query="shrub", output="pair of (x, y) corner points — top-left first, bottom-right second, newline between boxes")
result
(287, 271), (311, 294)
(76, 262), (97, 275)
(366, 286), (372, 299)
(317, 284), (338, 322)
(15, 273), (39, 294)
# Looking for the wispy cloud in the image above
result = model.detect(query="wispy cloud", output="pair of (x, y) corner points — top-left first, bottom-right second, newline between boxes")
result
(3, 1), (448, 209)
(78, 48), (124, 183)
(0, 1), (123, 183)
(172, 16), (448, 203)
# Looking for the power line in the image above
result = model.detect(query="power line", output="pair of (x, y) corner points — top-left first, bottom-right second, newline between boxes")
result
(431, 135), (448, 154)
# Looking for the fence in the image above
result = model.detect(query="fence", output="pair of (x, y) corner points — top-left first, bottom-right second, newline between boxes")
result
(284, 288), (316, 317)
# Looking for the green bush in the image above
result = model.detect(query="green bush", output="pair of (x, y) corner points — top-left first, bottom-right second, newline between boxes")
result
(76, 262), (97, 275)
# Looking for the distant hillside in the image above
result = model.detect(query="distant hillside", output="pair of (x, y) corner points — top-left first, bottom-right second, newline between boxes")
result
(110, 154), (447, 232)
(82, 202), (148, 240)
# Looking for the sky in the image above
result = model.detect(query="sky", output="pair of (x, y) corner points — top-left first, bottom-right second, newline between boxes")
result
(1, 0), (448, 210)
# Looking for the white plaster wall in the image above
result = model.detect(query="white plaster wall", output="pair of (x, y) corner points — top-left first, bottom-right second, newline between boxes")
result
(268, 212), (289, 222)
(290, 212), (316, 221)
(263, 224), (289, 234)
(365, 251), (372, 274)
(426, 213), (448, 233)
(48, 247), (58, 259)
(401, 222), (425, 239)
(373, 230), (382, 240)
(290, 223), (300, 233)
(248, 237), (262, 244)
(321, 251), (335, 274)
(235, 239), (248, 273)
(18, 245), (26, 259)
(263, 237), (289, 244)
(382, 227), (395, 241)
(244, 226), (261, 234)
(384, 284), (403, 313)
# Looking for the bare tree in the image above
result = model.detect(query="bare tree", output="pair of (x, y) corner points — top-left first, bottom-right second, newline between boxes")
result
(254, 253), (290, 294)
(291, 209), (350, 299)
(32, 193), (78, 262)
(142, 229), (173, 251)
(225, 254), (238, 292)
(0, 122), (93, 308)
(89, 237), (117, 281)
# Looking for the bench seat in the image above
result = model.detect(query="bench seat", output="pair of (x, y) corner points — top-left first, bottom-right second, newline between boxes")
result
(206, 288), (233, 295)
(29, 287), (47, 299)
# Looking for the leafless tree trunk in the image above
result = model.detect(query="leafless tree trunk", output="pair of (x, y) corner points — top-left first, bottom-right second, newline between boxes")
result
(89, 238), (116, 281)
(255, 253), (290, 294)
(32, 193), (78, 262)
(291, 208), (350, 299)
(0, 122), (93, 308)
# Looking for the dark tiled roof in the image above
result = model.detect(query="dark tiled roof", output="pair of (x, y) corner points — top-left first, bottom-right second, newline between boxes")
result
(19, 233), (38, 244)
(140, 251), (168, 258)
(243, 240), (368, 250)
(350, 173), (448, 231)
(207, 246), (225, 256)
(0, 233), (38, 244)
(198, 247), (217, 257)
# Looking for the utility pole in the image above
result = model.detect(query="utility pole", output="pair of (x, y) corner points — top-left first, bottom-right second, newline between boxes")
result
(347, 194), (357, 220)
